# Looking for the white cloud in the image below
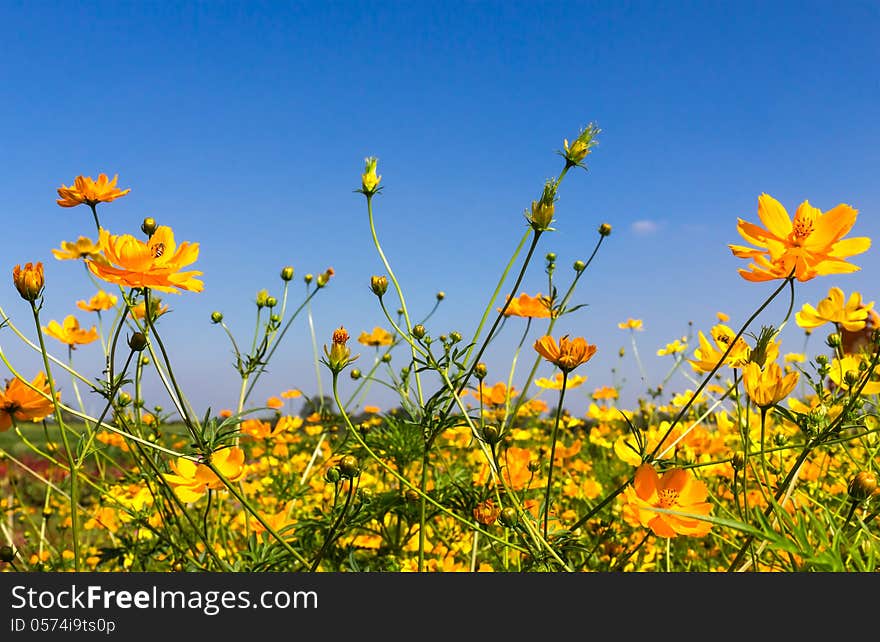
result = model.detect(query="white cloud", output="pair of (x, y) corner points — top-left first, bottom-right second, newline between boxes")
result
(631, 219), (660, 235)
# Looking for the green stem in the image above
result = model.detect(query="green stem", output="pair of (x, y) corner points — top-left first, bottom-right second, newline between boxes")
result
(543, 370), (567, 540)
(366, 193), (424, 408)
(31, 306), (80, 572)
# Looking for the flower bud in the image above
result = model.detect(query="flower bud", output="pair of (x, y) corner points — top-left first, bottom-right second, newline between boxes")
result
(270, 314), (281, 324)
(256, 289), (270, 308)
(527, 459), (541, 473)
(436, 291), (445, 301)
(141, 217), (157, 236)
(13, 262), (44, 302)
(598, 223), (612, 237)
(499, 507), (518, 528)
(324, 466), (341, 483)
(528, 181), (557, 232)
(844, 370), (860, 386)
(0, 545), (15, 563)
(210, 311), (223, 324)
(412, 324), (426, 340)
(848, 471), (877, 502)
(118, 391), (132, 406)
(573, 260), (586, 272)
(324, 326), (355, 373)
(474, 362), (488, 380)
(338, 454), (360, 478)
(404, 489), (420, 503)
(731, 452), (746, 471)
(481, 425), (500, 444)
(128, 332), (148, 352)
(826, 332), (842, 349)
(370, 275), (388, 297)
(317, 268), (334, 288)
(360, 157), (382, 195)
(304, 273), (313, 284)
(815, 354), (828, 366)
(381, 352), (392, 363)
(265, 296), (278, 308)
(545, 252), (557, 262)
(449, 331), (462, 343)
(280, 266), (294, 281)
(350, 368), (362, 380)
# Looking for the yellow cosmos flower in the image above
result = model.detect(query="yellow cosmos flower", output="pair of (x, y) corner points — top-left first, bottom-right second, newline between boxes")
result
(87, 226), (203, 294)
(828, 355), (880, 395)
(358, 326), (394, 346)
(500, 292), (553, 318)
(0, 372), (58, 431)
(618, 318), (643, 330)
(56, 173), (130, 208)
(52, 236), (103, 261)
(534, 372), (587, 390)
(689, 324), (751, 373)
(795, 287), (874, 332)
(729, 193), (871, 282)
(657, 338), (687, 356)
(360, 157), (381, 195)
(280, 388), (302, 399)
(621, 463), (713, 538)
(742, 361), (799, 408)
(163, 447), (246, 503)
(42, 315), (99, 348)
(534, 335), (597, 373)
(77, 290), (118, 312)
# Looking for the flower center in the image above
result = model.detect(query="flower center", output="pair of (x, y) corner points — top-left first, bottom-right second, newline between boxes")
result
(657, 488), (679, 508)
(791, 216), (814, 242)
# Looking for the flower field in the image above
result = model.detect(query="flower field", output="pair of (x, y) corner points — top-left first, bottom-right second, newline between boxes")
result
(1, 125), (878, 573)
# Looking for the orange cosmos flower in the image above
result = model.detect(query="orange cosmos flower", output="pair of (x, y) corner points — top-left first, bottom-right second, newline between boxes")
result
(618, 318), (643, 331)
(12, 262), (44, 302)
(471, 381), (516, 406)
(266, 396), (284, 410)
(591, 386), (619, 401)
(729, 193), (871, 282)
(77, 290), (118, 312)
(56, 173), (130, 208)
(280, 388), (302, 399)
(534, 335), (597, 372)
(42, 315), (99, 348)
(499, 292), (553, 318)
(87, 225), (203, 293)
(52, 237), (104, 261)
(621, 463), (713, 538)
(742, 361), (799, 409)
(162, 447), (246, 503)
(358, 326), (394, 346)
(0, 373), (58, 431)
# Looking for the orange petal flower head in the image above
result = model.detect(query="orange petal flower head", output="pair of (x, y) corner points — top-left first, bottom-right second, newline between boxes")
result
(500, 292), (553, 319)
(13, 262), (44, 302)
(534, 335), (597, 373)
(621, 464), (713, 538)
(42, 315), (99, 348)
(0, 373), (58, 431)
(77, 290), (118, 312)
(729, 193), (871, 282)
(52, 236), (103, 261)
(742, 361), (799, 408)
(57, 173), (130, 208)
(87, 226), (203, 294)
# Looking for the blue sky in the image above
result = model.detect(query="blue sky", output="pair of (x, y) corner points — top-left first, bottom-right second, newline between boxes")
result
(2, 1), (879, 419)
